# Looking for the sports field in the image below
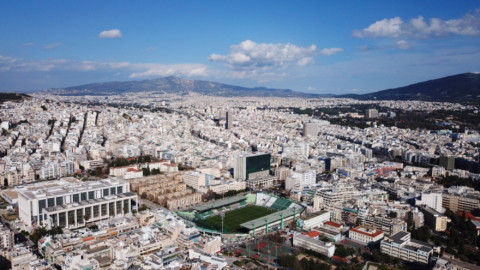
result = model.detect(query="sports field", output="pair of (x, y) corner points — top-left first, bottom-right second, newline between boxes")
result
(195, 205), (277, 233)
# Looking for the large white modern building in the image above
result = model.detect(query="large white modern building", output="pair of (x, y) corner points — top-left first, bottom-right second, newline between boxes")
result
(17, 177), (138, 229)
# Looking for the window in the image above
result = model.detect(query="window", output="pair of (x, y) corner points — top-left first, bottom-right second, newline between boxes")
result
(72, 194), (79, 203)
(56, 196), (63, 205)
(85, 207), (92, 220)
(88, 191), (95, 200)
(101, 204), (107, 216)
(116, 201), (122, 213)
(109, 202), (115, 216)
(47, 198), (55, 207)
(117, 186), (123, 194)
(38, 200), (46, 212)
(81, 192), (87, 201)
(59, 212), (66, 227)
(93, 205), (100, 218)
(76, 209), (83, 223)
(68, 210), (75, 225)
(103, 189), (109, 197)
(123, 200), (129, 213)
(110, 187), (116, 195)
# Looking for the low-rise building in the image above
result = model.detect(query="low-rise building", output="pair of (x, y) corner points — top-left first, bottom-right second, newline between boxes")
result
(381, 231), (433, 264)
(302, 210), (330, 230)
(293, 234), (335, 258)
(348, 226), (384, 245)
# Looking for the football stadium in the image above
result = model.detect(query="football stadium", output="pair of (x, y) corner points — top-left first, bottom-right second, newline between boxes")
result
(177, 193), (304, 235)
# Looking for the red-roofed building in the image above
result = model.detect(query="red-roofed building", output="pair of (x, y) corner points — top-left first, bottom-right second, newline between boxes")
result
(124, 167), (143, 179)
(307, 230), (321, 238)
(325, 221), (342, 229)
(457, 211), (480, 221)
(349, 226), (384, 245)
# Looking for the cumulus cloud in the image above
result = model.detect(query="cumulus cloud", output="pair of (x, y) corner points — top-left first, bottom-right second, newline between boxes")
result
(0, 54), (209, 78)
(396, 40), (411, 50)
(208, 40), (318, 68)
(45, 42), (61, 50)
(353, 10), (480, 38)
(319, 47), (344, 56)
(99, 29), (122, 39)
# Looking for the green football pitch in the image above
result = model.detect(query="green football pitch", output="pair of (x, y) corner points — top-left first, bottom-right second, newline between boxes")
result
(195, 205), (277, 233)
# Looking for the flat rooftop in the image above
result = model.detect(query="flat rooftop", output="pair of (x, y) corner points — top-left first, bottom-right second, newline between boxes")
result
(16, 177), (127, 200)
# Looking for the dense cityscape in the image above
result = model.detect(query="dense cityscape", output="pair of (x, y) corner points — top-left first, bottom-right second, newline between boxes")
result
(0, 91), (478, 270)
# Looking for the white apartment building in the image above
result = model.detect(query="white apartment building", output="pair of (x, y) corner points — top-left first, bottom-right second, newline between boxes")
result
(183, 168), (220, 190)
(416, 192), (444, 213)
(0, 224), (14, 249)
(293, 234), (335, 257)
(39, 160), (74, 180)
(285, 169), (316, 191)
(17, 177), (137, 228)
(303, 210), (330, 230)
(381, 231), (433, 264)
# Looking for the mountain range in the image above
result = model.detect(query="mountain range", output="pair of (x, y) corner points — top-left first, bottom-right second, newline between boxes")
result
(43, 76), (325, 98)
(339, 72), (480, 103)
(40, 72), (480, 103)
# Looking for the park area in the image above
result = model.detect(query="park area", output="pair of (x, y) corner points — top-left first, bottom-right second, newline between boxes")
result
(195, 205), (276, 233)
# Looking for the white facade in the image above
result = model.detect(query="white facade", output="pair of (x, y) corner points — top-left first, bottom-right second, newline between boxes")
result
(293, 234), (335, 257)
(349, 226), (384, 245)
(17, 177), (137, 228)
(416, 192), (444, 213)
(285, 169), (316, 191)
(303, 211), (330, 229)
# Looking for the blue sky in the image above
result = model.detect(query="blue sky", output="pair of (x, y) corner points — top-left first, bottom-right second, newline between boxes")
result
(1, 1), (480, 94)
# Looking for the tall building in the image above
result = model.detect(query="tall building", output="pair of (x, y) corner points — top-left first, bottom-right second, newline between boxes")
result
(418, 205), (450, 232)
(17, 177), (138, 229)
(225, 111), (233, 129)
(439, 156), (455, 170)
(233, 153), (271, 180)
(365, 109), (379, 119)
(415, 192), (444, 213)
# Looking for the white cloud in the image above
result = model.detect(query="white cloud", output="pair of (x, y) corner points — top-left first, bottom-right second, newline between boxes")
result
(396, 40), (411, 50)
(297, 57), (314, 66)
(354, 10), (480, 38)
(208, 40), (317, 68)
(0, 54), (209, 78)
(45, 42), (60, 50)
(319, 47), (344, 56)
(354, 17), (404, 38)
(128, 63), (209, 78)
(99, 29), (122, 39)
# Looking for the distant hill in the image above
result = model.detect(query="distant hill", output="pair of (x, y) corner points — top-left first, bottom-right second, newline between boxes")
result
(340, 73), (480, 103)
(42, 76), (328, 98)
